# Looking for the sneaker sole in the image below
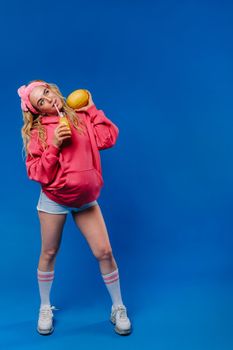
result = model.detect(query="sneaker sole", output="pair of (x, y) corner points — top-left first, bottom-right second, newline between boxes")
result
(37, 326), (54, 335)
(110, 317), (132, 335)
(114, 326), (132, 335)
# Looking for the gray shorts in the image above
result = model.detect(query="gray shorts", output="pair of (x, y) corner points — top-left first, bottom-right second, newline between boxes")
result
(37, 190), (98, 215)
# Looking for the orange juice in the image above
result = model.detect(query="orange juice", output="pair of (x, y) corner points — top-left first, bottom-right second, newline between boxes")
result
(59, 114), (71, 130)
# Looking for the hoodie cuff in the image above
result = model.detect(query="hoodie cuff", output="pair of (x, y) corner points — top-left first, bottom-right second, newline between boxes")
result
(49, 144), (61, 155)
(86, 104), (98, 117)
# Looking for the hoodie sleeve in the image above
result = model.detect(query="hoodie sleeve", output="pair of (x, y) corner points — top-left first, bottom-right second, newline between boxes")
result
(83, 104), (119, 150)
(26, 130), (61, 185)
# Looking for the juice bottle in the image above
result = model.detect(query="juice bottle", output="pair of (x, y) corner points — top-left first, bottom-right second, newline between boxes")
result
(59, 113), (71, 130)
(54, 104), (71, 131)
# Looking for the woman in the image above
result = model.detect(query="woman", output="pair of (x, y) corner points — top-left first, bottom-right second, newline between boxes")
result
(17, 80), (132, 336)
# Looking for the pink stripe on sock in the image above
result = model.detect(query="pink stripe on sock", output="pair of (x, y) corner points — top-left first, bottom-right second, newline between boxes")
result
(103, 271), (118, 281)
(38, 273), (54, 278)
(104, 277), (119, 284)
(38, 277), (54, 282)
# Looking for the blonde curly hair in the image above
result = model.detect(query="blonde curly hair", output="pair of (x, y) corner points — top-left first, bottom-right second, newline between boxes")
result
(20, 80), (86, 160)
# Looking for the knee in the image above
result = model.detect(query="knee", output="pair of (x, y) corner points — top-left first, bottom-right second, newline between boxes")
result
(94, 246), (113, 261)
(41, 247), (59, 261)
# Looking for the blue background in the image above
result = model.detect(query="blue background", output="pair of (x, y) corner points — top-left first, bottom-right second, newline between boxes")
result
(0, 0), (233, 349)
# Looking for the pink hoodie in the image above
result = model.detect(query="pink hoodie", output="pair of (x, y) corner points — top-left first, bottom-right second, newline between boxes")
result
(26, 104), (119, 207)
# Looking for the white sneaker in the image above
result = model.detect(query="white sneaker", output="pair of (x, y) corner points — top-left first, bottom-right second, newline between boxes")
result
(110, 304), (132, 335)
(37, 305), (58, 335)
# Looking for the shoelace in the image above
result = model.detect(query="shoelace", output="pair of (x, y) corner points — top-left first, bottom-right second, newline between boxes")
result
(40, 305), (59, 320)
(116, 306), (127, 320)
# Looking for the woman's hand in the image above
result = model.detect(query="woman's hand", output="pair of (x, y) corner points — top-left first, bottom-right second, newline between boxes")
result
(52, 124), (72, 148)
(75, 89), (95, 112)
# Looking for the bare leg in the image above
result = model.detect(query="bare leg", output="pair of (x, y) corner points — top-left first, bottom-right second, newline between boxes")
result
(37, 211), (67, 271)
(71, 204), (117, 274)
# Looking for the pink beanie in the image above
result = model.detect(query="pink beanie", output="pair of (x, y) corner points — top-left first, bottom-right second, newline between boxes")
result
(17, 81), (47, 114)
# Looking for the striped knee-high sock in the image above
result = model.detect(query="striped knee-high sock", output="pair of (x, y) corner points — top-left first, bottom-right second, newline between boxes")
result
(37, 269), (54, 306)
(101, 268), (124, 307)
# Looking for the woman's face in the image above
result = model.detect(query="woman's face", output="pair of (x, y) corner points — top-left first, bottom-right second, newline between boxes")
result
(29, 85), (64, 115)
